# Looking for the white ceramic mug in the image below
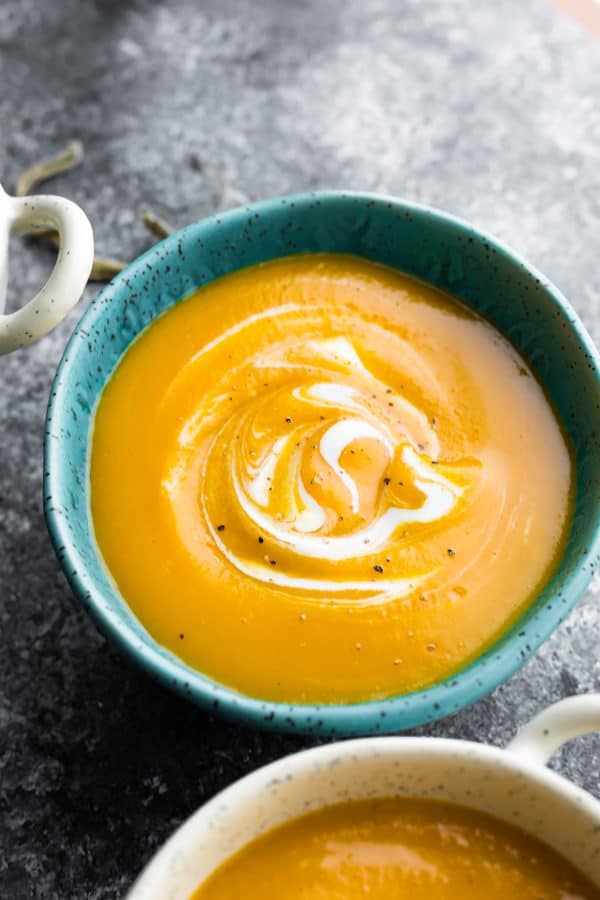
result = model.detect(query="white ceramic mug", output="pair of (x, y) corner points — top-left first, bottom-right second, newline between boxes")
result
(0, 184), (94, 354)
(129, 694), (600, 898)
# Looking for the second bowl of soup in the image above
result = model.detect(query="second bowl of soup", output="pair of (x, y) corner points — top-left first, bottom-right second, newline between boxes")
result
(44, 192), (600, 733)
(127, 695), (600, 898)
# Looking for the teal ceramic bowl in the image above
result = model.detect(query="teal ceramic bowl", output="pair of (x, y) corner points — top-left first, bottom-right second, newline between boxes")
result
(44, 192), (600, 735)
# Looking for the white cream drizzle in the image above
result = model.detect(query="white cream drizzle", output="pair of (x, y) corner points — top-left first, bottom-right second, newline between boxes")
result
(319, 418), (392, 514)
(209, 526), (420, 601)
(166, 332), (468, 605)
(230, 444), (461, 561)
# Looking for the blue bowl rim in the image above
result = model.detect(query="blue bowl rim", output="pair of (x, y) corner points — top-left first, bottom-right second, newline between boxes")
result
(44, 190), (600, 735)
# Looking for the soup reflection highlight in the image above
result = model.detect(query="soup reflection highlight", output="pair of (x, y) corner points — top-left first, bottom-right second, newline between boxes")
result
(191, 798), (600, 900)
(91, 255), (572, 703)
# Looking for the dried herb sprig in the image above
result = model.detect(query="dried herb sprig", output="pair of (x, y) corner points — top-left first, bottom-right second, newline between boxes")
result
(15, 141), (84, 197)
(90, 256), (128, 281)
(141, 210), (174, 239)
(15, 144), (182, 282)
(15, 142), (130, 281)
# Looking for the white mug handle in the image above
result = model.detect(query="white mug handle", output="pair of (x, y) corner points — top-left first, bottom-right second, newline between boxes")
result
(507, 694), (600, 766)
(0, 185), (94, 354)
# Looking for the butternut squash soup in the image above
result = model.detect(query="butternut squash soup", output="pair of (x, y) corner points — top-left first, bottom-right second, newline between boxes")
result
(190, 797), (599, 899)
(90, 255), (573, 703)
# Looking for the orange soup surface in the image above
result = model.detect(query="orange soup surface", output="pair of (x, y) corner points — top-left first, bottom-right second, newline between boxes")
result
(191, 797), (598, 900)
(91, 255), (573, 703)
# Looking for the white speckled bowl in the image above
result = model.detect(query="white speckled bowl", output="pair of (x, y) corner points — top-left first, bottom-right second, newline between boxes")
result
(128, 695), (600, 898)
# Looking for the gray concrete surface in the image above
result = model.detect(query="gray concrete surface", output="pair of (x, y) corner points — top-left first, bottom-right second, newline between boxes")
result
(1, 0), (599, 896)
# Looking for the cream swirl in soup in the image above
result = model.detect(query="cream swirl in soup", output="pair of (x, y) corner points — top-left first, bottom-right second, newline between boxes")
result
(165, 326), (474, 604)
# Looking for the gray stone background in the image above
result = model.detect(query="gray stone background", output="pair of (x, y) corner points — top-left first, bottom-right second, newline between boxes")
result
(0, 0), (599, 896)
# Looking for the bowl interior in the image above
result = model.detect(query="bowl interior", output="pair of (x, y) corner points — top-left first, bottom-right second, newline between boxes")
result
(44, 192), (600, 734)
(128, 739), (600, 899)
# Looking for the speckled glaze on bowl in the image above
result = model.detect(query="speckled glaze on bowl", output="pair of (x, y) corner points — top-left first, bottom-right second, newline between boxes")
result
(44, 192), (600, 735)
(127, 696), (600, 899)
